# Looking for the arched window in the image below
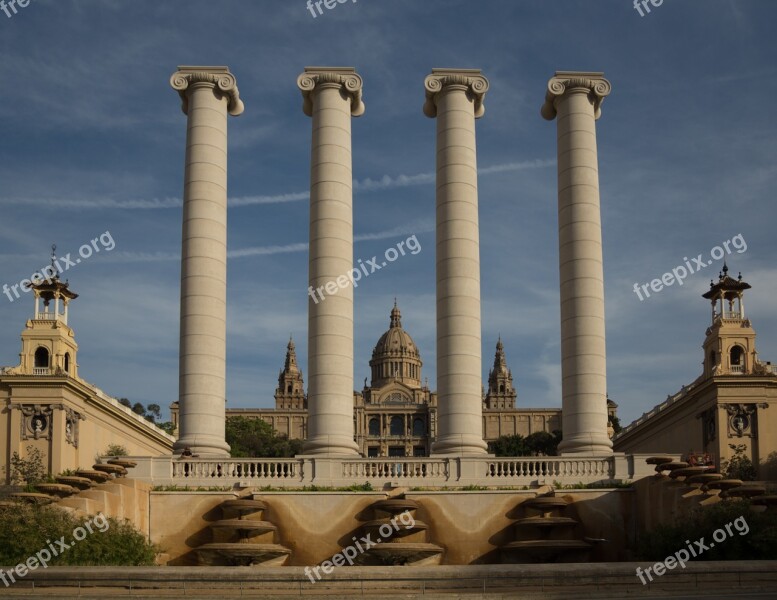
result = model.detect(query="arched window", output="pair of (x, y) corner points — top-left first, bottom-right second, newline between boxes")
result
(34, 347), (49, 368)
(730, 346), (744, 366)
(499, 384), (505, 393)
(64, 352), (71, 374)
(413, 418), (425, 437)
(368, 418), (380, 436)
(710, 350), (716, 366)
(390, 416), (404, 436)
(287, 384), (292, 393)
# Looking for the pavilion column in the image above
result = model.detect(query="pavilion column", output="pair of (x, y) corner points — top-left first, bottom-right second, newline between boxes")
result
(424, 69), (489, 456)
(541, 71), (613, 455)
(170, 66), (244, 458)
(298, 67), (364, 456)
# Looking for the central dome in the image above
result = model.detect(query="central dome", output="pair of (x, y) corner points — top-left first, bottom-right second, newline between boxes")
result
(369, 302), (422, 388)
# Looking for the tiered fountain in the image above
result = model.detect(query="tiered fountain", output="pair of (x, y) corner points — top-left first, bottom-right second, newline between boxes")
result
(356, 497), (444, 565)
(196, 498), (292, 567)
(501, 494), (592, 563)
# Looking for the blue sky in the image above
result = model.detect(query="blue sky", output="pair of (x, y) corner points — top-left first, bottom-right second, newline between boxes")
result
(1, 0), (775, 427)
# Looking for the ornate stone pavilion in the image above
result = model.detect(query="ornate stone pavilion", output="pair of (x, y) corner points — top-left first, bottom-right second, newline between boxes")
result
(614, 266), (777, 479)
(170, 302), (564, 457)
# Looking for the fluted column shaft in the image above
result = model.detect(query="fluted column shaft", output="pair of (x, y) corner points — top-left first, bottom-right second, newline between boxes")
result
(298, 67), (364, 456)
(424, 69), (489, 456)
(170, 67), (244, 458)
(542, 71), (613, 455)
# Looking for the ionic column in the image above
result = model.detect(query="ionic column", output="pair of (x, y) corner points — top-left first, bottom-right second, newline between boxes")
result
(170, 66), (244, 458)
(541, 71), (613, 455)
(297, 67), (364, 456)
(424, 69), (489, 456)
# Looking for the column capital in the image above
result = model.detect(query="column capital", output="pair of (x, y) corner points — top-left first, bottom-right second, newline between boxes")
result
(170, 66), (244, 117)
(541, 71), (611, 121)
(424, 68), (489, 119)
(297, 67), (365, 117)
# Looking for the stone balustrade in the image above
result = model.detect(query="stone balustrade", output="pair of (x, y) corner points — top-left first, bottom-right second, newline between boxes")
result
(126, 453), (650, 488)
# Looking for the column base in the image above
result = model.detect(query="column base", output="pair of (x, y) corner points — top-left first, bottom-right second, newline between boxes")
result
(431, 434), (489, 456)
(302, 435), (361, 457)
(558, 433), (613, 456)
(173, 436), (231, 459)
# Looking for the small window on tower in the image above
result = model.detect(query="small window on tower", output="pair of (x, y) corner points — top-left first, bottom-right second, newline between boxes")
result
(34, 347), (49, 368)
(64, 352), (71, 374)
(730, 346), (744, 366)
(499, 384), (505, 393)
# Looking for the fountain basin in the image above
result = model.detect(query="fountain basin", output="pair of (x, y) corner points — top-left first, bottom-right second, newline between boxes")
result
(10, 492), (56, 505)
(364, 542), (444, 566)
(76, 469), (111, 483)
(363, 518), (428, 538)
(210, 519), (277, 536)
(35, 483), (79, 498)
(646, 455), (675, 465)
(196, 543), (290, 567)
(513, 516), (578, 528)
(56, 476), (95, 490)
(371, 498), (419, 515)
(220, 499), (267, 516)
(93, 463), (127, 477)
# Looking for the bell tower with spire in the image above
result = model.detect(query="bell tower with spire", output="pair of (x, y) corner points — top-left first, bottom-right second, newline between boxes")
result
(274, 337), (306, 410)
(484, 337), (517, 409)
(702, 263), (756, 378)
(17, 247), (79, 378)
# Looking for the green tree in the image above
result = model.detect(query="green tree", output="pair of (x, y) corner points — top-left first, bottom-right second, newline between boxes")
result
(226, 416), (303, 458)
(609, 416), (622, 434)
(117, 398), (132, 409)
(157, 421), (176, 435)
(131, 402), (146, 416)
(526, 431), (561, 456)
(488, 434), (528, 457)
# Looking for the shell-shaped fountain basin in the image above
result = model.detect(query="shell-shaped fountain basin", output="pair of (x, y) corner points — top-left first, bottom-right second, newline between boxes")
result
(522, 497), (569, 511)
(370, 498), (419, 515)
(92, 463), (127, 476)
(751, 495), (777, 506)
(56, 476), (95, 490)
(220, 499), (267, 516)
(513, 516), (578, 528)
(75, 469), (111, 483)
(646, 455), (675, 465)
(107, 458), (137, 469)
(9, 492), (56, 505)
(363, 518), (429, 538)
(210, 519), (277, 536)
(34, 483), (79, 498)
(365, 542), (444, 566)
(669, 466), (714, 479)
(704, 479), (743, 491)
(196, 543), (291, 567)
(656, 461), (690, 473)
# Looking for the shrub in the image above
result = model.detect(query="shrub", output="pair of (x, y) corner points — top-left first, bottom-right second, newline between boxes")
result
(722, 444), (757, 481)
(104, 444), (128, 457)
(3, 445), (46, 486)
(0, 503), (157, 566)
(636, 499), (777, 561)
